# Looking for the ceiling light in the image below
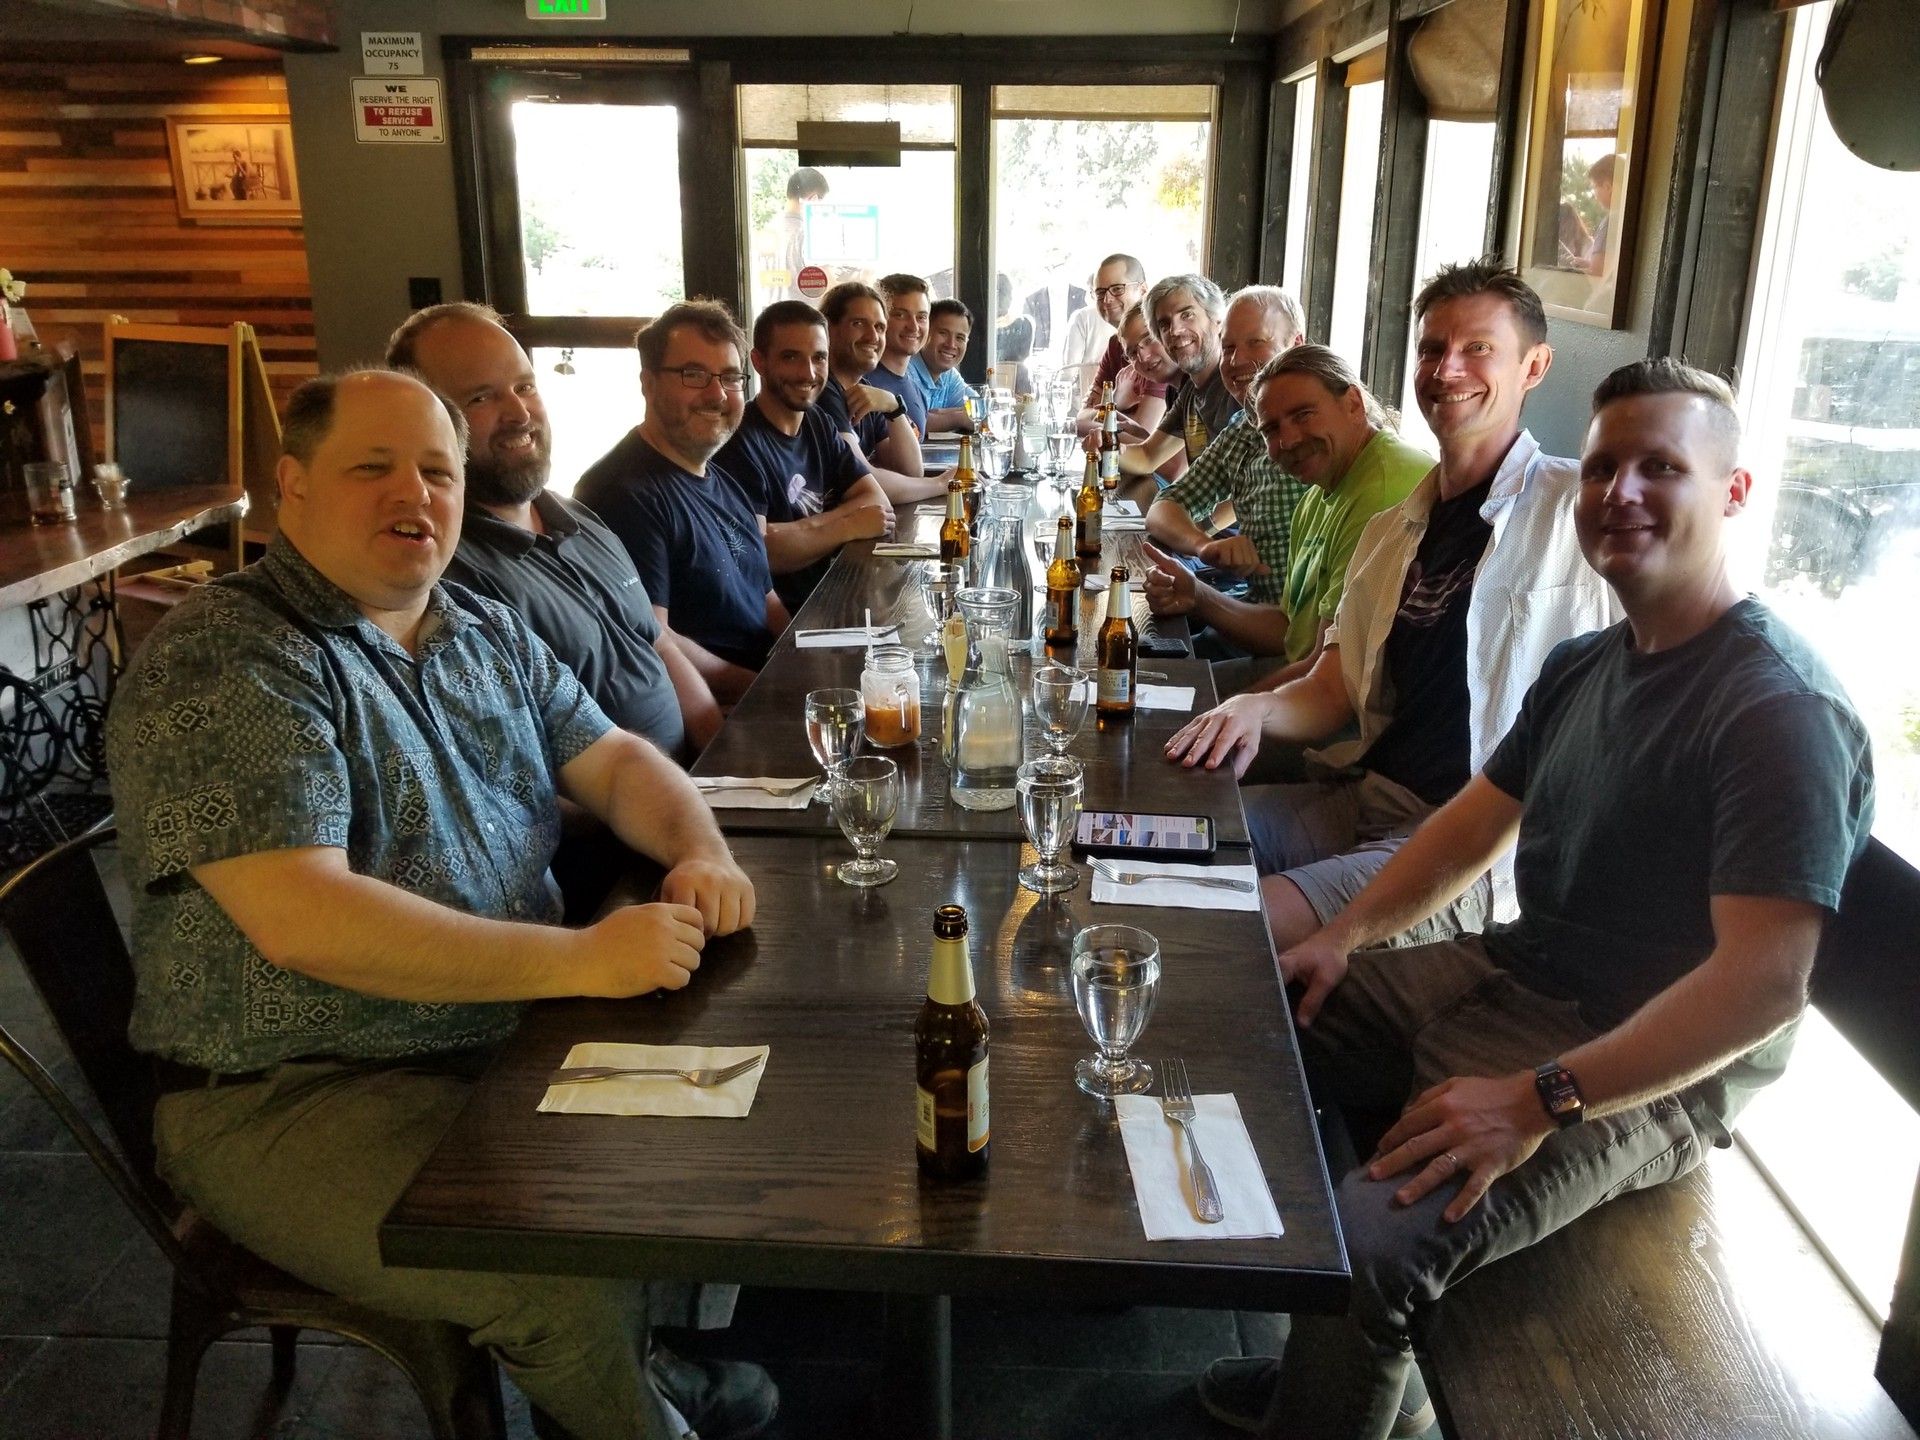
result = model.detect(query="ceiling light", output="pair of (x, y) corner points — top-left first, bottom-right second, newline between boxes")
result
(183, 54), (224, 65)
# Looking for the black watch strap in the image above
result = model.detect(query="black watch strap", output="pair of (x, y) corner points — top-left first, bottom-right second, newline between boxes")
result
(1534, 1060), (1585, 1127)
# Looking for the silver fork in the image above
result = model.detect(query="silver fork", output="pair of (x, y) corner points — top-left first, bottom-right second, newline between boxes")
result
(1158, 1058), (1225, 1223)
(548, 1054), (765, 1087)
(1091, 860), (1254, 893)
(693, 778), (816, 797)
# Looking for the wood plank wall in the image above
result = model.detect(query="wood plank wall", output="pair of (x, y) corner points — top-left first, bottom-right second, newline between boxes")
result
(0, 57), (315, 459)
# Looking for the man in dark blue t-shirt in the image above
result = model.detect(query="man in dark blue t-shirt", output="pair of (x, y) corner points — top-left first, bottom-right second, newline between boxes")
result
(864, 273), (932, 440)
(718, 301), (893, 611)
(819, 281), (946, 505)
(576, 302), (788, 688)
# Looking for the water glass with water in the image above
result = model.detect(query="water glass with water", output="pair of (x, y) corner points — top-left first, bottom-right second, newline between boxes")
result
(832, 754), (901, 887)
(1017, 756), (1083, 895)
(804, 688), (864, 799)
(1071, 924), (1161, 1097)
(1032, 665), (1090, 756)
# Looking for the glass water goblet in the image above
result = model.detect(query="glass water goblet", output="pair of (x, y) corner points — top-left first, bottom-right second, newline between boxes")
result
(804, 688), (864, 800)
(832, 754), (901, 887)
(1032, 665), (1090, 756)
(1046, 429), (1078, 478)
(918, 562), (963, 656)
(1017, 756), (1084, 894)
(1071, 924), (1161, 1097)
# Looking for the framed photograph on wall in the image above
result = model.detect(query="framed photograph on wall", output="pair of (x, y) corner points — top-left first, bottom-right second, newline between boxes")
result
(165, 119), (303, 226)
(1517, 0), (1663, 327)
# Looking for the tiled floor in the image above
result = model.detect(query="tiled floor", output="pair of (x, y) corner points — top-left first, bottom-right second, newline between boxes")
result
(0, 930), (1377, 1440)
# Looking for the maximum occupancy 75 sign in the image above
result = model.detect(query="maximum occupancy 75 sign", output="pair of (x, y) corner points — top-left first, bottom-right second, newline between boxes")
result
(351, 78), (446, 145)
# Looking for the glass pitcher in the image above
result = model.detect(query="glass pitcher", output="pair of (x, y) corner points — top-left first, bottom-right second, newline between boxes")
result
(950, 587), (1024, 811)
(970, 514), (1036, 645)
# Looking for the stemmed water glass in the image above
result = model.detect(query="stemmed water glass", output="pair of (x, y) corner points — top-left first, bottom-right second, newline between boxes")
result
(1071, 924), (1161, 1097)
(918, 562), (964, 655)
(831, 754), (901, 887)
(1032, 665), (1090, 756)
(804, 688), (864, 801)
(1017, 756), (1084, 894)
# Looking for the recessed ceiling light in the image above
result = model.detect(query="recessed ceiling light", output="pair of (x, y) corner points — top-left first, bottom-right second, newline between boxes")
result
(183, 54), (223, 65)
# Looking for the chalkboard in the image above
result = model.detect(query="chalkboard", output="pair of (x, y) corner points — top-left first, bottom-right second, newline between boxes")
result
(110, 336), (231, 489)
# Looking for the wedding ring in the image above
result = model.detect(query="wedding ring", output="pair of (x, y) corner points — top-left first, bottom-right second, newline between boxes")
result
(1441, 1152), (1460, 1171)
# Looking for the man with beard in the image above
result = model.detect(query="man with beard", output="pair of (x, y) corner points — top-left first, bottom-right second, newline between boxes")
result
(1142, 286), (1308, 606)
(388, 304), (721, 761)
(817, 281), (945, 503)
(1105, 273), (1239, 486)
(1070, 253), (1149, 414)
(577, 301), (789, 688)
(717, 300), (893, 610)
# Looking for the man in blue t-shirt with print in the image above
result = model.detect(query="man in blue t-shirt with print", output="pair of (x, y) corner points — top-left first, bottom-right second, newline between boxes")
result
(864, 273), (933, 440)
(718, 300), (894, 611)
(577, 301), (789, 688)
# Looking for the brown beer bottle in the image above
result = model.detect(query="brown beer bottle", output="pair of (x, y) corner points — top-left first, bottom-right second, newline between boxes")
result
(939, 479), (971, 564)
(915, 905), (989, 1181)
(1096, 566), (1137, 720)
(1044, 516), (1082, 657)
(954, 434), (980, 531)
(1097, 382), (1121, 491)
(1075, 452), (1104, 561)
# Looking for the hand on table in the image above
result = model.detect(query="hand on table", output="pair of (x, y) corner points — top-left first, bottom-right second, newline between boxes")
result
(841, 503), (892, 543)
(660, 854), (757, 937)
(1163, 693), (1269, 779)
(1140, 541), (1197, 617)
(577, 903), (706, 995)
(1369, 1072), (1552, 1223)
(1197, 535), (1269, 577)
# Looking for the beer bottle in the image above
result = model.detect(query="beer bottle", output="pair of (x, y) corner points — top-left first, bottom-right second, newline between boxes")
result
(939, 479), (971, 565)
(1096, 566), (1137, 720)
(954, 434), (981, 532)
(1075, 453), (1104, 561)
(916, 905), (989, 1181)
(1097, 382), (1120, 491)
(1044, 516), (1082, 657)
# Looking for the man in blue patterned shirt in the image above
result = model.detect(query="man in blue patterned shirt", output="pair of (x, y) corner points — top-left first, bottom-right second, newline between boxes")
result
(106, 369), (775, 1440)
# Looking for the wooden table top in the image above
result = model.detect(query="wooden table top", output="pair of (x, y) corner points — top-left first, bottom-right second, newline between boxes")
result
(0, 484), (246, 609)
(382, 834), (1349, 1314)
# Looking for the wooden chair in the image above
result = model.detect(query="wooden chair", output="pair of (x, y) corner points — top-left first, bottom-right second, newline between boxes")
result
(0, 827), (506, 1440)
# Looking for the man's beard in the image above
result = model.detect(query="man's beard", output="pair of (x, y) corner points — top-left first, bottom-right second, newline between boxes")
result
(466, 438), (550, 507)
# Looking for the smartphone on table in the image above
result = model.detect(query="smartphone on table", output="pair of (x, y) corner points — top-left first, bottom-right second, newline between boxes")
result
(1072, 810), (1217, 858)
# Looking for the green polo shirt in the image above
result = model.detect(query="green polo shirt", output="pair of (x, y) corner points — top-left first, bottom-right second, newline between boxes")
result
(1279, 429), (1433, 664)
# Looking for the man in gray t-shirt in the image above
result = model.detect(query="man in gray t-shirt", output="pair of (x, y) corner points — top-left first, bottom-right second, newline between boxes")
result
(1196, 358), (1874, 1440)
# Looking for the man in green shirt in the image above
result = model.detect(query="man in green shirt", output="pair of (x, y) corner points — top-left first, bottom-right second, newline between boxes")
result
(1145, 346), (1430, 689)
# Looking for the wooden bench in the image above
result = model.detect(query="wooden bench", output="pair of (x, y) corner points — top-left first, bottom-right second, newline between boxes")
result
(1422, 838), (1920, 1439)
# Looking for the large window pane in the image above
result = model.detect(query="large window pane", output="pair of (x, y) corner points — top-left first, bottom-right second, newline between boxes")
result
(528, 346), (638, 497)
(514, 102), (683, 317)
(1283, 75), (1317, 294)
(1327, 75), (1384, 366)
(1399, 120), (1496, 452)
(990, 86), (1213, 391)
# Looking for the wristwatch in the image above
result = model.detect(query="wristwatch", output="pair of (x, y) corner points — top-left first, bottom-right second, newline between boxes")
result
(886, 393), (905, 418)
(1534, 1060), (1586, 1127)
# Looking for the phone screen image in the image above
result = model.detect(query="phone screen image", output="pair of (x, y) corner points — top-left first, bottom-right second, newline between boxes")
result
(1075, 811), (1213, 851)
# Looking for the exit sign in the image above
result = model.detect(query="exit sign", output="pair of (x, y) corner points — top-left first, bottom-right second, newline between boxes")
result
(527, 0), (606, 15)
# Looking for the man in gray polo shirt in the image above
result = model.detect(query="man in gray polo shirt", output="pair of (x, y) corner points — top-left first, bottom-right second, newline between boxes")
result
(390, 303), (723, 761)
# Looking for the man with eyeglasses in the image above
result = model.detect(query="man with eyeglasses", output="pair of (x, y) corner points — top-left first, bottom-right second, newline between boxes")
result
(817, 280), (946, 504)
(578, 301), (790, 693)
(1069, 253), (1150, 411)
(388, 303), (723, 765)
(718, 299), (895, 610)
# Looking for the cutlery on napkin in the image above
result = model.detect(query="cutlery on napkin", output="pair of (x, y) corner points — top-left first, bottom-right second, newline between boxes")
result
(1090, 859), (1262, 911)
(692, 777), (819, 809)
(1114, 1091), (1284, 1240)
(873, 543), (940, 559)
(795, 625), (901, 649)
(538, 1043), (770, 1118)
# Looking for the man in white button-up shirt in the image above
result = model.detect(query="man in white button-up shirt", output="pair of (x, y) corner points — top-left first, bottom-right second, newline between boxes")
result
(1165, 261), (1619, 947)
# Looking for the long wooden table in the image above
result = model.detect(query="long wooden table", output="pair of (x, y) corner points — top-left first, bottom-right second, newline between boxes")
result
(0, 483), (246, 609)
(382, 494), (1345, 1437)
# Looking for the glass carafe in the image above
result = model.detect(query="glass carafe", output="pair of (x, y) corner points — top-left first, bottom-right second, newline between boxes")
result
(950, 623), (1024, 812)
(970, 514), (1036, 645)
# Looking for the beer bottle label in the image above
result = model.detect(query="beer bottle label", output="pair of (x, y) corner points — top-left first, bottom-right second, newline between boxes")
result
(1098, 667), (1133, 706)
(966, 1057), (990, 1153)
(1098, 450), (1118, 482)
(1081, 510), (1102, 548)
(916, 1085), (937, 1151)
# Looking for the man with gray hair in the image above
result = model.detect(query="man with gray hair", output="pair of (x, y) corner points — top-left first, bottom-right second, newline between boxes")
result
(1105, 273), (1237, 484)
(1139, 285), (1308, 614)
(1146, 343), (1432, 684)
(106, 366), (778, 1440)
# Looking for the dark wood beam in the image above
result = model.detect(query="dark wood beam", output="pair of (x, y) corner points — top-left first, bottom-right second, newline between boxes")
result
(956, 81), (993, 389)
(1302, 58), (1348, 344)
(1209, 61), (1271, 288)
(1260, 75), (1300, 285)
(1362, 9), (1428, 397)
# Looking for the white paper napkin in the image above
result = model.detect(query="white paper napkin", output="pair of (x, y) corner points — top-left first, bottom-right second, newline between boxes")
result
(692, 777), (819, 810)
(538, 1043), (770, 1117)
(873, 543), (939, 559)
(795, 625), (902, 649)
(1115, 1092), (1284, 1240)
(1090, 859), (1261, 911)
(1103, 516), (1148, 532)
(1104, 498), (1142, 518)
(1070, 680), (1196, 712)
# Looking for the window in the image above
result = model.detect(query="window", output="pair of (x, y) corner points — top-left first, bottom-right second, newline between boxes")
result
(990, 86), (1214, 392)
(1327, 56), (1385, 367)
(528, 347), (637, 499)
(1398, 120), (1497, 453)
(1282, 74), (1318, 294)
(1729, 1), (1920, 1322)
(739, 85), (957, 328)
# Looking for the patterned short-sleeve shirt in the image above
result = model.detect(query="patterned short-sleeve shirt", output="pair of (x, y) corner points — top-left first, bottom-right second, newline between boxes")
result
(1157, 411), (1309, 607)
(105, 537), (614, 1072)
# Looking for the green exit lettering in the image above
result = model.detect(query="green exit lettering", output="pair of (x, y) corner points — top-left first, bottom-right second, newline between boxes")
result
(538, 1), (587, 11)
